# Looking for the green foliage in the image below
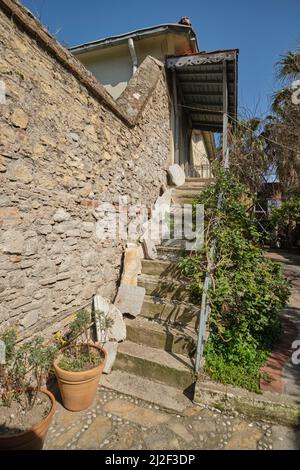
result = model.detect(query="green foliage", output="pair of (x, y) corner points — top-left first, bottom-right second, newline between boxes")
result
(0, 328), (57, 409)
(58, 344), (103, 372)
(68, 309), (91, 342)
(56, 309), (110, 372)
(179, 168), (289, 391)
(0, 328), (17, 364)
(271, 198), (300, 248)
(272, 198), (300, 226)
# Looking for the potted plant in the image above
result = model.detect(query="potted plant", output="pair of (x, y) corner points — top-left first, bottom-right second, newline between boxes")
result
(0, 328), (57, 450)
(53, 309), (110, 412)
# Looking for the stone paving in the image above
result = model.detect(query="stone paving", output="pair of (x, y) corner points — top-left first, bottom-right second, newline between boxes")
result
(44, 386), (300, 450)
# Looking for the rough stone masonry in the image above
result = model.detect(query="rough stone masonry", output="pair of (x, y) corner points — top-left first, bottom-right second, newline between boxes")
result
(0, 0), (172, 338)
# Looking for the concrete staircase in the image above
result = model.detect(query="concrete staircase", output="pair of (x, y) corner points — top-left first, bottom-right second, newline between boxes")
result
(172, 177), (213, 204)
(102, 178), (212, 403)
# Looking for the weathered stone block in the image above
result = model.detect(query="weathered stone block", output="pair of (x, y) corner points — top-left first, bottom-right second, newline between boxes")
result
(168, 164), (185, 187)
(53, 208), (70, 223)
(2, 230), (24, 254)
(10, 108), (29, 129)
(114, 285), (145, 318)
(20, 310), (38, 329)
(7, 162), (32, 184)
(103, 341), (118, 374)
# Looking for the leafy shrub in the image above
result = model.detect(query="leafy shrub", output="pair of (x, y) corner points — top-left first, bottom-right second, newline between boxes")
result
(271, 197), (300, 248)
(179, 168), (289, 391)
(0, 328), (57, 409)
(55, 309), (112, 372)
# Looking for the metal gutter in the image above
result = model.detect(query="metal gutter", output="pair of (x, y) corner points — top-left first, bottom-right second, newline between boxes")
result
(70, 24), (199, 55)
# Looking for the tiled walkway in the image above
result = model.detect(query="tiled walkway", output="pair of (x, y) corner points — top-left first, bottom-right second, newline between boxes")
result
(262, 251), (300, 396)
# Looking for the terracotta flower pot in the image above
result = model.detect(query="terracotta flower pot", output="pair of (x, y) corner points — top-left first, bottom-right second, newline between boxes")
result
(53, 343), (106, 412)
(0, 388), (56, 451)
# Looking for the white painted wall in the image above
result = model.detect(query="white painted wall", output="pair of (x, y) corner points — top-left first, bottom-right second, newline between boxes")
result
(75, 33), (190, 99)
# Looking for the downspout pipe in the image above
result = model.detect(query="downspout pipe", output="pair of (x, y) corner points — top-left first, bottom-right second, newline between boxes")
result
(128, 38), (138, 75)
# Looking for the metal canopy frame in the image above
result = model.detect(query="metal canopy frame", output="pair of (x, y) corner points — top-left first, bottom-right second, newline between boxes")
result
(166, 49), (239, 134)
(167, 50), (239, 374)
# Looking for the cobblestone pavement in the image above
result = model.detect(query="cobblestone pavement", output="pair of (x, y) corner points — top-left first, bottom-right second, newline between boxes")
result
(44, 386), (300, 450)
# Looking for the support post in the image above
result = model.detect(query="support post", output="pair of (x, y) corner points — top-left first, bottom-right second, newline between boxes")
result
(222, 60), (229, 169)
(172, 69), (180, 165)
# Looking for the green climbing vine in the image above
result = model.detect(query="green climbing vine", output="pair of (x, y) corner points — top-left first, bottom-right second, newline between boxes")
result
(178, 168), (290, 392)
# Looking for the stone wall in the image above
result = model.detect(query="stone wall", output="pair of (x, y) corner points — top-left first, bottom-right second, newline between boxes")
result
(0, 1), (171, 338)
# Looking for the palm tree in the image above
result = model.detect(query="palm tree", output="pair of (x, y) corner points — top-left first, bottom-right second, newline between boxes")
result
(265, 47), (300, 189)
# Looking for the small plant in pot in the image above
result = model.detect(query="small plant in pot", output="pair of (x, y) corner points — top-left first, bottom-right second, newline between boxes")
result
(0, 328), (57, 450)
(53, 309), (111, 412)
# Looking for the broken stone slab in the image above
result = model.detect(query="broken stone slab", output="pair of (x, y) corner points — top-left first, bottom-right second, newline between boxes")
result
(94, 295), (111, 343)
(168, 164), (185, 187)
(103, 341), (118, 374)
(94, 296), (126, 343)
(121, 245), (142, 286)
(114, 285), (146, 318)
(154, 188), (172, 210)
(107, 305), (126, 342)
(94, 295), (110, 315)
(94, 295), (126, 343)
(141, 238), (157, 260)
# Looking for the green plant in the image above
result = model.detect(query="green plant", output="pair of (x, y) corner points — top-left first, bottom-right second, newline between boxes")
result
(55, 309), (111, 372)
(0, 328), (57, 409)
(179, 167), (289, 391)
(271, 197), (300, 247)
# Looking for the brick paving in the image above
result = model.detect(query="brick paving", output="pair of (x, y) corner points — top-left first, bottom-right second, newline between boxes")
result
(262, 251), (300, 396)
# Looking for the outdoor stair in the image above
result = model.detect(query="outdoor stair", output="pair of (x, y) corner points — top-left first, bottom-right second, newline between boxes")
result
(107, 177), (212, 395)
(172, 177), (213, 204)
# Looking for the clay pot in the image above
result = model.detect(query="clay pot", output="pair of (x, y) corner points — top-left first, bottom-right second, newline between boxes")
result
(53, 343), (106, 412)
(0, 388), (56, 451)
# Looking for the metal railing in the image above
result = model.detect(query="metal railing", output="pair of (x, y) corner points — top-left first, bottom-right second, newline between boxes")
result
(186, 163), (213, 179)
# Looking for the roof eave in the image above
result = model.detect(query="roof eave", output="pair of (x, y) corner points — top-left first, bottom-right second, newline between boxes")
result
(70, 24), (198, 55)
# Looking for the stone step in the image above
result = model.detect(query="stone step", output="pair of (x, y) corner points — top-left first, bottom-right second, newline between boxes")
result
(141, 258), (183, 278)
(157, 245), (185, 261)
(113, 340), (195, 389)
(172, 190), (200, 195)
(185, 177), (214, 184)
(141, 295), (199, 329)
(159, 238), (189, 250)
(125, 316), (196, 357)
(172, 195), (200, 205)
(101, 370), (193, 412)
(176, 183), (207, 190)
(138, 274), (191, 302)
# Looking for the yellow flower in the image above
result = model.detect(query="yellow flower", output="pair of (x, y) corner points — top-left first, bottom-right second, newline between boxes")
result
(54, 331), (66, 345)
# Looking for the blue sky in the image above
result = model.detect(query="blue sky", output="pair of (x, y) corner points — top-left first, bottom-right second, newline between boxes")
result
(22, 0), (300, 118)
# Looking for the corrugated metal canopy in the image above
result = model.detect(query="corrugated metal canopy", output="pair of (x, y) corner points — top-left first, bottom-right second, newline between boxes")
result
(167, 50), (239, 133)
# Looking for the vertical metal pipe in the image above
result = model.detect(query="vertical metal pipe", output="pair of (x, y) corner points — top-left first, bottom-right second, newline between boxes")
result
(128, 38), (138, 75)
(172, 69), (180, 165)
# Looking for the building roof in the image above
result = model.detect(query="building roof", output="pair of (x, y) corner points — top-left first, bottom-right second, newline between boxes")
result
(167, 49), (239, 133)
(70, 23), (199, 55)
